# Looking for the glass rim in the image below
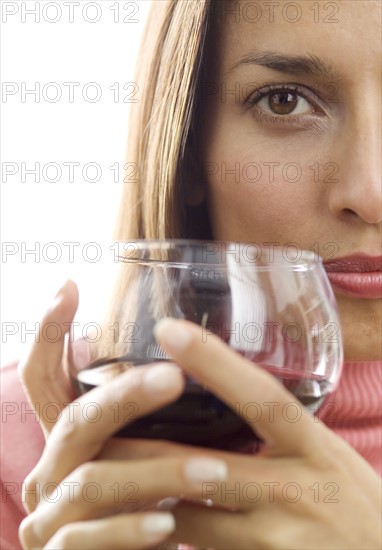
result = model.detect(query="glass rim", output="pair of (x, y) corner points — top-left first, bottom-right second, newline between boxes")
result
(114, 239), (322, 270)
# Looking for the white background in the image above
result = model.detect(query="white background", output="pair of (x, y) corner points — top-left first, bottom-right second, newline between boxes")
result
(1, 0), (151, 364)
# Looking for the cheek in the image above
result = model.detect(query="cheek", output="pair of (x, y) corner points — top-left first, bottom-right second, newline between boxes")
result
(205, 145), (322, 238)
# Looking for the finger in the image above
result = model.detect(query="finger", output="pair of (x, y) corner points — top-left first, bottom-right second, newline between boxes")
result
(169, 500), (290, 549)
(100, 434), (262, 470)
(23, 511), (175, 550)
(99, 437), (237, 462)
(17, 280), (79, 435)
(167, 501), (249, 550)
(153, 318), (321, 457)
(23, 363), (185, 512)
(100, 438), (198, 460)
(20, 455), (231, 549)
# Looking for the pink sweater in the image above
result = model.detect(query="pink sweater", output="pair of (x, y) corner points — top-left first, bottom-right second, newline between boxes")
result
(1, 360), (381, 549)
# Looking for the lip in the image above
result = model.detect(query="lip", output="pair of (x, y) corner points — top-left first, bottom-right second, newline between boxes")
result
(324, 255), (382, 299)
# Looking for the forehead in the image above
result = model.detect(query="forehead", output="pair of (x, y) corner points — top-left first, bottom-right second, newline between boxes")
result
(210, 0), (381, 80)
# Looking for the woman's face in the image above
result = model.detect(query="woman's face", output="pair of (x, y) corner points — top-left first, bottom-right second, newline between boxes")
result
(200, 0), (381, 361)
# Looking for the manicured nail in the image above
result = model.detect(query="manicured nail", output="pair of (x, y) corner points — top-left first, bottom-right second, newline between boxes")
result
(140, 512), (175, 536)
(142, 363), (181, 394)
(154, 318), (193, 352)
(156, 496), (180, 510)
(184, 457), (228, 483)
(47, 281), (69, 312)
(54, 279), (70, 298)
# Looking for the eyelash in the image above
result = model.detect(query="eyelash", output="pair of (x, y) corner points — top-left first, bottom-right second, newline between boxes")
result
(247, 84), (324, 126)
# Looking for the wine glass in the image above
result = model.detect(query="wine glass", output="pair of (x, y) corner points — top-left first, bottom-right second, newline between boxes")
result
(67, 239), (343, 451)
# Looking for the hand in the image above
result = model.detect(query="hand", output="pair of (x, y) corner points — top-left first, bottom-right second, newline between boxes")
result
(18, 339), (239, 549)
(16, 282), (224, 549)
(152, 319), (382, 549)
(18, 294), (382, 549)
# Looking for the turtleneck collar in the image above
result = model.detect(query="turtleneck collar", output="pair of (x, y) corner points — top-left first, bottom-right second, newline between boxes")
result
(318, 360), (382, 476)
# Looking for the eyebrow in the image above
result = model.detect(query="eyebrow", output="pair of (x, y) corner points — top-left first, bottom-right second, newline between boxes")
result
(227, 51), (343, 79)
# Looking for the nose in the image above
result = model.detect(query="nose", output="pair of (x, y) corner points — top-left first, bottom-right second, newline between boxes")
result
(328, 99), (382, 225)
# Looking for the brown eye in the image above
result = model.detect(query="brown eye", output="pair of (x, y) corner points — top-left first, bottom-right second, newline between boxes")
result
(268, 91), (298, 115)
(250, 85), (317, 120)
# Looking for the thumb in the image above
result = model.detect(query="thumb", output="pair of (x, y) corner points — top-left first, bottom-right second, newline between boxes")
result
(17, 279), (79, 436)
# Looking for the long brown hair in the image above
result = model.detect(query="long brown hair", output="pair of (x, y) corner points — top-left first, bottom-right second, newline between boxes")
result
(92, 1), (227, 362)
(114, 0), (220, 242)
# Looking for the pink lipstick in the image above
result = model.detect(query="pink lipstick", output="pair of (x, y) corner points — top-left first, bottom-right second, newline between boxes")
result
(324, 255), (382, 299)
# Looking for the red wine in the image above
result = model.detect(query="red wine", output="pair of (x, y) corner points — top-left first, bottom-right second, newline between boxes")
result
(72, 356), (330, 451)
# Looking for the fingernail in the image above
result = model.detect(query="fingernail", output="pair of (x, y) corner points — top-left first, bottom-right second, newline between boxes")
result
(142, 363), (182, 394)
(184, 457), (228, 483)
(154, 318), (193, 352)
(54, 280), (69, 299)
(156, 496), (180, 510)
(47, 281), (69, 312)
(140, 512), (175, 536)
